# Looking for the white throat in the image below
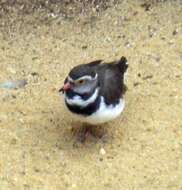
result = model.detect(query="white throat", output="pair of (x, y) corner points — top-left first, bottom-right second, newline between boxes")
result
(65, 88), (99, 107)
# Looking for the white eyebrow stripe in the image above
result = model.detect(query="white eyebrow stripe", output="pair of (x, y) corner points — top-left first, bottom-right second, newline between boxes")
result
(68, 74), (97, 82)
(77, 75), (93, 80)
(65, 87), (99, 107)
(68, 76), (74, 82)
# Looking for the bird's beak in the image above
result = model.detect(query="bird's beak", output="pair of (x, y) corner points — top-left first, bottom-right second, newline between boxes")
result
(59, 82), (71, 93)
(63, 83), (71, 91)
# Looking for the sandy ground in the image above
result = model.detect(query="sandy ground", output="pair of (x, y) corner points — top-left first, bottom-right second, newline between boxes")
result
(0, 0), (182, 189)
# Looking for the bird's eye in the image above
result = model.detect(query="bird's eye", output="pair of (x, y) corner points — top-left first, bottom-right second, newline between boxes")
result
(78, 80), (84, 84)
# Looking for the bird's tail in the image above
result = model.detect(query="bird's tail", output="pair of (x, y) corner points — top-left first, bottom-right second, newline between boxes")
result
(116, 56), (128, 74)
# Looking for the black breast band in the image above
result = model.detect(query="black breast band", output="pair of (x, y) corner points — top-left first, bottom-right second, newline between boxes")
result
(65, 96), (101, 116)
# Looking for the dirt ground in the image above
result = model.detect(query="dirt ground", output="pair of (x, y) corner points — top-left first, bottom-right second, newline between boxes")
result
(0, 0), (182, 189)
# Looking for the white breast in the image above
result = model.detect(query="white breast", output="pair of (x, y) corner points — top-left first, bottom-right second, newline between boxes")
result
(85, 97), (125, 125)
(61, 91), (125, 125)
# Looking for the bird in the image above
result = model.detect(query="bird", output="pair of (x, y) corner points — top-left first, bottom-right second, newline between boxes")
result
(59, 56), (128, 128)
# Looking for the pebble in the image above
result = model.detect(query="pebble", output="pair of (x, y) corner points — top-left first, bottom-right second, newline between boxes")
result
(72, 184), (77, 188)
(0, 114), (8, 121)
(133, 82), (140, 87)
(142, 75), (153, 80)
(172, 29), (178, 35)
(7, 67), (17, 74)
(82, 45), (88, 49)
(31, 72), (39, 76)
(0, 79), (27, 89)
(124, 41), (132, 48)
(100, 148), (106, 155)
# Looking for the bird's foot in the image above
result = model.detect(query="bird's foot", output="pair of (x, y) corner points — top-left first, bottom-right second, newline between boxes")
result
(71, 123), (106, 143)
(77, 125), (90, 143)
(79, 124), (106, 142)
(90, 125), (105, 139)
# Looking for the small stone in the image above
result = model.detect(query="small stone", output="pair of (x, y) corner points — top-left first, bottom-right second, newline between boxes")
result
(142, 75), (153, 80)
(172, 29), (178, 35)
(19, 118), (24, 123)
(0, 114), (8, 121)
(23, 184), (30, 190)
(133, 11), (138, 16)
(100, 148), (106, 155)
(0, 79), (27, 89)
(114, 20), (118, 25)
(11, 138), (17, 145)
(7, 67), (16, 74)
(72, 184), (76, 188)
(82, 45), (88, 49)
(31, 72), (39, 76)
(106, 37), (111, 42)
(32, 57), (39, 61)
(124, 41), (132, 48)
(133, 82), (140, 87)
(138, 73), (141, 77)
(34, 168), (40, 173)
(141, 3), (151, 11)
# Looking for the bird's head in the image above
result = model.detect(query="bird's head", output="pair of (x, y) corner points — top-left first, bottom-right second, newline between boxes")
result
(59, 64), (99, 98)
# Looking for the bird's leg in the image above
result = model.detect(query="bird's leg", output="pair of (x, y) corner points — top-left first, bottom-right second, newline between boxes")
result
(77, 124), (91, 143)
(73, 123), (106, 142)
(79, 124), (106, 141)
(90, 125), (105, 139)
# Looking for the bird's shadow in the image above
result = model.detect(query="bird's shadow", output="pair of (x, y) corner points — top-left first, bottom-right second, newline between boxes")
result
(60, 120), (112, 147)
(73, 123), (109, 143)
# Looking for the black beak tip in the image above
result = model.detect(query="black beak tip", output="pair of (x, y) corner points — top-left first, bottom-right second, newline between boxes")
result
(59, 87), (64, 93)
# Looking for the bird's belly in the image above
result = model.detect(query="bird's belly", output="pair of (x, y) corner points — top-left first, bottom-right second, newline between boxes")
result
(63, 94), (125, 125)
(85, 97), (125, 124)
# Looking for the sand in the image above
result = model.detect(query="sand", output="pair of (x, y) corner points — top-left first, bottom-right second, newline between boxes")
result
(0, 0), (182, 189)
